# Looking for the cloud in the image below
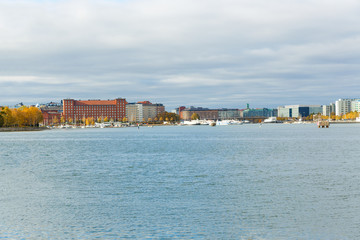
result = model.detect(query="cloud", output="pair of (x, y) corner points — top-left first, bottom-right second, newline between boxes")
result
(0, 0), (360, 109)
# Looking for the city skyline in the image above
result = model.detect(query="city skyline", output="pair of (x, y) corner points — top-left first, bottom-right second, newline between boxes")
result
(1, 0), (360, 109)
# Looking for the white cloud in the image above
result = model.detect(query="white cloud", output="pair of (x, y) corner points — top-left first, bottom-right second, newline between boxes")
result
(0, 0), (360, 108)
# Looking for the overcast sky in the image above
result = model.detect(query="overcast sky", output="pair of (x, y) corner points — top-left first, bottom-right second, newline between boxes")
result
(0, 0), (359, 110)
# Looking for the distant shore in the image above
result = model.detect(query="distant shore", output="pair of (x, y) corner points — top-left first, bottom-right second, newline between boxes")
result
(0, 127), (48, 132)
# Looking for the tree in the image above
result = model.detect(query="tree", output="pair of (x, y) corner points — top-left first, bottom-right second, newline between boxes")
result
(0, 109), (4, 127)
(52, 116), (59, 125)
(148, 117), (152, 122)
(60, 116), (65, 124)
(122, 117), (127, 122)
(191, 113), (200, 120)
(104, 117), (109, 122)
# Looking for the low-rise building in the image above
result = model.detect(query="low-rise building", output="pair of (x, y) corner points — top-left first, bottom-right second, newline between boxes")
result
(41, 106), (62, 125)
(242, 108), (276, 118)
(218, 109), (241, 120)
(277, 105), (322, 118)
(180, 107), (219, 120)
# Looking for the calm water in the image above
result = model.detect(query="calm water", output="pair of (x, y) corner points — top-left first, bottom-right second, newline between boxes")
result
(1, 124), (360, 239)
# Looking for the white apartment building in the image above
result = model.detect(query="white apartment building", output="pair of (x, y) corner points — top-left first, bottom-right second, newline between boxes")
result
(126, 101), (165, 122)
(126, 103), (143, 122)
(322, 103), (335, 116)
(335, 98), (360, 116)
(351, 99), (360, 112)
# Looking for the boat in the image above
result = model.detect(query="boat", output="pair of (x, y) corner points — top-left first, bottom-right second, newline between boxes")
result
(183, 120), (201, 125)
(263, 117), (278, 123)
(216, 120), (231, 125)
(216, 120), (243, 125)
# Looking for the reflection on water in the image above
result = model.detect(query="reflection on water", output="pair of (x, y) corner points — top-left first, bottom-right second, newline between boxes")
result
(1, 124), (360, 239)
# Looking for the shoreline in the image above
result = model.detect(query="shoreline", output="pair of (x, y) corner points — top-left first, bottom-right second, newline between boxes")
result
(0, 127), (49, 132)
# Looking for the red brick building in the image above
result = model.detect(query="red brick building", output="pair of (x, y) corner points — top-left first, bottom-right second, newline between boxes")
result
(62, 98), (127, 122)
(41, 107), (62, 125)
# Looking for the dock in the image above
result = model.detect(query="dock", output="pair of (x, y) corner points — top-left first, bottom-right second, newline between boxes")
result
(317, 121), (330, 128)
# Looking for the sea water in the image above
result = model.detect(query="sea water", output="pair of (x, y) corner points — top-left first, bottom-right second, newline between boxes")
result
(1, 124), (360, 239)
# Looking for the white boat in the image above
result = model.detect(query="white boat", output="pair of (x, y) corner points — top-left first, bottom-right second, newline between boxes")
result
(216, 120), (242, 125)
(263, 117), (278, 123)
(183, 120), (201, 125)
(356, 117), (360, 122)
(216, 120), (231, 125)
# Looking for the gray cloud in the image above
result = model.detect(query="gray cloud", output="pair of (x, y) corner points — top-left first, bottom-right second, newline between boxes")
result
(1, 0), (360, 109)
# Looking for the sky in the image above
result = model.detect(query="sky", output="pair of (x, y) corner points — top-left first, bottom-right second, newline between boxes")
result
(0, 0), (360, 110)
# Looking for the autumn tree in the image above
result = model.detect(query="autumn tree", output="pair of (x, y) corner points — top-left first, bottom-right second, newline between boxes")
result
(156, 112), (180, 123)
(191, 113), (200, 120)
(0, 106), (43, 127)
(0, 108), (4, 127)
(85, 117), (91, 126)
(2, 107), (14, 127)
(53, 116), (59, 125)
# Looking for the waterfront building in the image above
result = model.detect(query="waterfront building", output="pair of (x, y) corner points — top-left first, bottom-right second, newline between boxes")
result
(126, 103), (143, 122)
(218, 109), (241, 120)
(335, 98), (360, 116)
(322, 103), (335, 117)
(242, 108), (276, 118)
(180, 107), (218, 120)
(41, 105), (63, 125)
(277, 105), (322, 118)
(126, 101), (165, 122)
(180, 106), (275, 120)
(335, 99), (352, 116)
(62, 98), (127, 122)
(351, 99), (360, 113)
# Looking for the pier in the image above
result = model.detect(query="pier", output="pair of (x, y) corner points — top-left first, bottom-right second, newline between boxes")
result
(317, 121), (330, 128)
